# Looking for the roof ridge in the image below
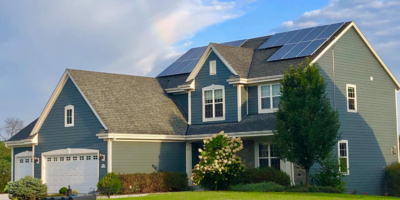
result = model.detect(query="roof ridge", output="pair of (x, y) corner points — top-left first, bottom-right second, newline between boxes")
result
(67, 69), (156, 79)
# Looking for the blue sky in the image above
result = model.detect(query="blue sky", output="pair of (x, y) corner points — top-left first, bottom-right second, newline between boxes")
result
(1, 0), (400, 132)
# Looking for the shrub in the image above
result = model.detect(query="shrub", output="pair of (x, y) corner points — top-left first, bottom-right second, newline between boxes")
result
(59, 187), (67, 195)
(191, 131), (246, 190)
(284, 185), (342, 193)
(230, 167), (291, 187)
(118, 172), (188, 194)
(312, 153), (347, 192)
(97, 172), (122, 195)
(229, 182), (285, 192)
(385, 162), (400, 196)
(7, 176), (47, 200)
(162, 172), (189, 191)
(72, 189), (79, 195)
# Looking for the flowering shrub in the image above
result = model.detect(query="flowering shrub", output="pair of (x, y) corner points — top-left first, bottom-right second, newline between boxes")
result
(191, 131), (246, 190)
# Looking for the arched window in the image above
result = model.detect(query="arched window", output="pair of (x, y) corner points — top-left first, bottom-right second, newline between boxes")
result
(65, 105), (74, 127)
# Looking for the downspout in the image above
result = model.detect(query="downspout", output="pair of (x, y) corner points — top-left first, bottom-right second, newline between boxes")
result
(11, 147), (14, 182)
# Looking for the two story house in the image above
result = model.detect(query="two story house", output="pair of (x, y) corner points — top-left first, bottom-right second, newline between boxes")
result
(6, 21), (399, 195)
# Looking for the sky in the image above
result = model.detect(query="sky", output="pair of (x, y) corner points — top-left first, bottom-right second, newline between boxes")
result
(1, 0), (400, 132)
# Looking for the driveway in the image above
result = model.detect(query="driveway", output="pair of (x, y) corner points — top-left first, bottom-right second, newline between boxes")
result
(0, 194), (9, 200)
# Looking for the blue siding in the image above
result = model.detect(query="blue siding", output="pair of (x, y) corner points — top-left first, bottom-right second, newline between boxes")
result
(13, 147), (32, 180)
(316, 28), (398, 195)
(34, 78), (107, 181)
(191, 51), (238, 124)
(174, 94), (188, 113)
(248, 86), (258, 114)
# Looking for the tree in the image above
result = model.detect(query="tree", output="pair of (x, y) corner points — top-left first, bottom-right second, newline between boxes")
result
(0, 141), (11, 191)
(0, 118), (23, 140)
(191, 131), (245, 190)
(274, 58), (341, 186)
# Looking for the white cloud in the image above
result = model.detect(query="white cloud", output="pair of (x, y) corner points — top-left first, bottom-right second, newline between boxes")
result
(0, 0), (252, 124)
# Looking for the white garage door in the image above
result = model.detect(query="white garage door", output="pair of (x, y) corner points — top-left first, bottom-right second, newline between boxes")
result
(45, 154), (98, 194)
(16, 157), (32, 181)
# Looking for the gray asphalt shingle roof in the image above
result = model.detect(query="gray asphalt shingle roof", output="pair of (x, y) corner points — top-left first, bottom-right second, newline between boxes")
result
(187, 114), (276, 135)
(68, 69), (188, 135)
(8, 118), (38, 141)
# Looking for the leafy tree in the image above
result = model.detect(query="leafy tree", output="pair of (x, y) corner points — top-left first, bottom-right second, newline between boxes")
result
(191, 131), (245, 190)
(274, 58), (340, 186)
(0, 141), (11, 191)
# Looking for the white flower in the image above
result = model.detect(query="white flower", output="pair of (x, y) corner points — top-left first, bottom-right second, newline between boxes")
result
(198, 148), (203, 152)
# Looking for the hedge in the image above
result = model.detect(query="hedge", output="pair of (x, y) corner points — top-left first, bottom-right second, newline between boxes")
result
(385, 163), (400, 196)
(117, 172), (188, 194)
(229, 182), (286, 192)
(230, 167), (291, 187)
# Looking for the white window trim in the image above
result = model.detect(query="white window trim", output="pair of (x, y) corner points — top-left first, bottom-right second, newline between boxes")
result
(254, 142), (279, 168)
(65, 105), (74, 127)
(209, 60), (216, 75)
(346, 84), (357, 113)
(338, 140), (349, 175)
(258, 84), (280, 114)
(202, 85), (225, 122)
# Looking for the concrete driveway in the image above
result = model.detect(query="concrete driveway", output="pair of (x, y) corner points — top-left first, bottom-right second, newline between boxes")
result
(0, 194), (9, 200)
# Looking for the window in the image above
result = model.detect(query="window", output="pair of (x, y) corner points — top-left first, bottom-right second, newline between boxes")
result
(73, 156), (77, 161)
(209, 60), (217, 75)
(20, 159), (23, 163)
(65, 105), (74, 127)
(66, 157), (71, 161)
(338, 140), (349, 175)
(257, 143), (280, 170)
(80, 156), (84, 160)
(25, 159), (30, 163)
(202, 85), (225, 122)
(87, 156), (91, 160)
(60, 157), (64, 161)
(93, 155), (98, 160)
(47, 158), (51, 162)
(346, 84), (357, 112)
(53, 157), (58, 162)
(258, 84), (281, 113)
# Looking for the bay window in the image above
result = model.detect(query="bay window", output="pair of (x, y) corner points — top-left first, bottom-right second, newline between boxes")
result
(258, 83), (281, 113)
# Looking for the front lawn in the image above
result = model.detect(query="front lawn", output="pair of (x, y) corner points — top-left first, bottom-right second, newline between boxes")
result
(117, 191), (396, 200)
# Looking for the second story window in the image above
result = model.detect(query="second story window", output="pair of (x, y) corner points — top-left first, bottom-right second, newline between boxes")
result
(202, 85), (225, 122)
(209, 60), (216, 75)
(258, 84), (281, 113)
(346, 84), (357, 112)
(65, 105), (74, 127)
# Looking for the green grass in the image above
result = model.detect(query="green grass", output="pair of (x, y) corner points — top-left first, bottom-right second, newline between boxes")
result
(116, 191), (396, 200)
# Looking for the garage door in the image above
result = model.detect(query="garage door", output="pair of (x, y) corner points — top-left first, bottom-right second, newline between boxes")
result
(16, 157), (32, 181)
(45, 154), (98, 194)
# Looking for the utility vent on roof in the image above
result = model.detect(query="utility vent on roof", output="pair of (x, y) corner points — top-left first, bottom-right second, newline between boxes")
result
(259, 22), (345, 62)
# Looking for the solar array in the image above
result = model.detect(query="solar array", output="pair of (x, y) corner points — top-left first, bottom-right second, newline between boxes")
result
(157, 39), (247, 77)
(258, 22), (344, 62)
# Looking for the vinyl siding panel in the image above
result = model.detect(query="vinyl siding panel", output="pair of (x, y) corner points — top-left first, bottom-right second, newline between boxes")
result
(191, 51), (238, 124)
(34, 78), (107, 181)
(173, 94), (188, 113)
(317, 27), (398, 195)
(13, 147), (32, 180)
(248, 86), (258, 114)
(112, 141), (186, 173)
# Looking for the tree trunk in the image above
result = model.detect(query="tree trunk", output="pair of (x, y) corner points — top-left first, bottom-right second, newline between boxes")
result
(305, 169), (309, 187)
(215, 182), (218, 191)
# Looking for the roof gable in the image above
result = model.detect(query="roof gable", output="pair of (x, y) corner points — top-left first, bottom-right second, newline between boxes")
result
(186, 43), (253, 82)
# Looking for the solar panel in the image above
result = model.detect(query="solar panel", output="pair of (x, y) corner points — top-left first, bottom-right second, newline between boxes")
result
(268, 44), (296, 61)
(157, 39), (247, 77)
(259, 32), (286, 49)
(262, 22), (345, 62)
(273, 30), (300, 46)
